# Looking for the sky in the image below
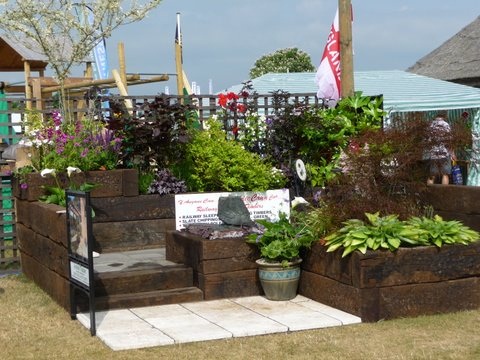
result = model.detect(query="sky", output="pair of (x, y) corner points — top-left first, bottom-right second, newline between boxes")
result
(2, 0), (480, 95)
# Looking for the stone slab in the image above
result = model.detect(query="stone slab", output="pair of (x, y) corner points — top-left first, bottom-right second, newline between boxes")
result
(76, 309), (174, 350)
(78, 296), (362, 351)
(182, 299), (287, 337)
(232, 295), (343, 331)
(131, 304), (232, 344)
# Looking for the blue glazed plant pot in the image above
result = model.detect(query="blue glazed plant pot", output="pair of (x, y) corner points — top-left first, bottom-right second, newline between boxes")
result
(256, 258), (302, 301)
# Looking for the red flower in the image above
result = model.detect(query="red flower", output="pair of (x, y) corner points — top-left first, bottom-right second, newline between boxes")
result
(237, 103), (247, 113)
(226, 92), (239, 101)
(232, 125), (239, 135)
(218, 93), (228, 108)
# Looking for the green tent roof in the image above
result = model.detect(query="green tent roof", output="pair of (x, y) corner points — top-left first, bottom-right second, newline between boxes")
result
(225, 70), (480, 113)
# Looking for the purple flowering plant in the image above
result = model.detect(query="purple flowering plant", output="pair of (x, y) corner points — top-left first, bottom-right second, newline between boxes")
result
(21, 110), (122, 173)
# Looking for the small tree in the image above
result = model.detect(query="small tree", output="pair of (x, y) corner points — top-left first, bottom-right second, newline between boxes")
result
(0, 0), (162, 110)
(249, 47), (316, 79)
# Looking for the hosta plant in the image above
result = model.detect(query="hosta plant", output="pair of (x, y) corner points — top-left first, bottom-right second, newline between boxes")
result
(406, 215), (480, 247)
(324, 212), (424, 257)
(325, 212), (480, 257)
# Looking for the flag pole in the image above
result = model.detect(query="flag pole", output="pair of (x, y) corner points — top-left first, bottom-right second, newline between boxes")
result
(339, 0), (354, 97)
(175, 12), (185, 97)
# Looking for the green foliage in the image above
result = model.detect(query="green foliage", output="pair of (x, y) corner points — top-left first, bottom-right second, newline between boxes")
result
(261, 91), (385, 187)
(306, 158), (340, 188)
(40, 183), (98, 207)
(138, 171), (155, 194)
(300, 92), (385, 164)
(178, 119), (286, 192)
(246, 212), (317, 267)
(325, 212), (480, 257)
(302, 205), (335, 241)
(407, 215), (480, 247)
(249, 47), (315, 79)
(14, 165), (35, 189)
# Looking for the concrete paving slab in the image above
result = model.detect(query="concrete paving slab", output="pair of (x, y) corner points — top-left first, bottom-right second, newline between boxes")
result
(131, 304), (232, 344)
(77, 309), (153, 336)
(292, 295), (362, 325)
(78, 295), (361, 350)
(182, 299), (288, 337)
(231, 296), (343, 331)
(100, 328), (174, 351)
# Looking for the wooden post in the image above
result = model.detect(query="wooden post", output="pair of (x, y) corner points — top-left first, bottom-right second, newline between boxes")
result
(24, 61), (32, 109)
(118, 42), (128, 93)
(112, 69), (133, 112)
(339, 0), (354, 97)
(31, 79), (42, 110)
(84, 62), (93, 78)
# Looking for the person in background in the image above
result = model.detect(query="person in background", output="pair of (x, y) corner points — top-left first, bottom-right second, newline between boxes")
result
(426, 116), (456, 185)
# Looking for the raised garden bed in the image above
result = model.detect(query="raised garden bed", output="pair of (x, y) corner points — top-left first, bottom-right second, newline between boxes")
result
(14, 176), (480, 320)
(424, 184), (480, 231)
(13, 168), (139, 201)
(166, 231), (262, 300)
(300, 241), (480, 322)
(15, 170), (177, 310)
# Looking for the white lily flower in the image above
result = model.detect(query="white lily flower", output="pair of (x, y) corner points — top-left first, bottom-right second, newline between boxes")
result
(291, 197), (309, 209)
(40, 168), (56, 177)
(67, 166), (81, 177)
(18, 139), (33, 147)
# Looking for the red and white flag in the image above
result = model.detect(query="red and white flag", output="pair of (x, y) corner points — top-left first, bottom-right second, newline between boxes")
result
(315, 9), (341, 101)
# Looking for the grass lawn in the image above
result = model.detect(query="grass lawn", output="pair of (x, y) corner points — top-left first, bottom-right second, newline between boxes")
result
(1, 274), (480, 360)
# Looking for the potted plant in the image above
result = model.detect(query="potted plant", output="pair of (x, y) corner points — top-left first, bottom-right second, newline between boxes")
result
(246, 211), (317, 301)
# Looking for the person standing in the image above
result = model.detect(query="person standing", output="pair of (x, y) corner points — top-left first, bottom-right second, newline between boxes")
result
(426, 116), (456, 185)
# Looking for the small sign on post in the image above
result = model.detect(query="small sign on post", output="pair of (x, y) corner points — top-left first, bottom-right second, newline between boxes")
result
(66, 190), (96, 336)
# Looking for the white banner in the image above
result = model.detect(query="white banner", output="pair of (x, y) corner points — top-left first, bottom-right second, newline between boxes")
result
(175, 189), (290, 230)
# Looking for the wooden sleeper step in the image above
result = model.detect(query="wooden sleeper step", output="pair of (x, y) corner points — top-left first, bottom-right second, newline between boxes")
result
(93, 287), (204, 310)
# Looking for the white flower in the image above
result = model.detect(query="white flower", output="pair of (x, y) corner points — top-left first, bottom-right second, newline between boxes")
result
(291, 197), (309, 209)
(203, 120), (211, 131)
(40, 168), (56, 177)
(18, 139), (33, 147)
(67, 167), (81, 177)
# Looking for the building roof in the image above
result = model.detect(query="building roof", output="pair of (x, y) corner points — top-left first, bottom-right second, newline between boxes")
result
(225, 70), (480, 113)
(407, 16), (480, 86)
(0, 34), (49, 72)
